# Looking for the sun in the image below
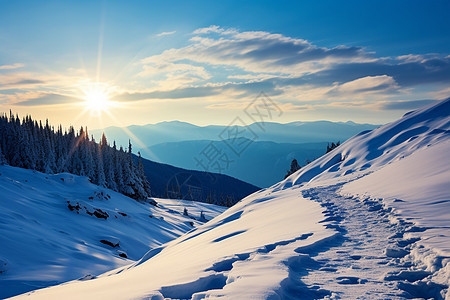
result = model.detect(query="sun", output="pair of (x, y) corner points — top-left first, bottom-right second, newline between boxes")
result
(85, 90), (109, 111)
(83, 83), (111, 112)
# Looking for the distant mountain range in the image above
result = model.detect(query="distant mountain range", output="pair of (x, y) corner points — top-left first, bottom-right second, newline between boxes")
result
(93, 121), (379, 187)
(92, 120), (380, 147)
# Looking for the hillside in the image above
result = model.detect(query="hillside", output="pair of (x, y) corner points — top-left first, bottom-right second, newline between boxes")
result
(12, 99), (449, 299)
(135, 155), (260, 205)
(0, 166), (226, 299)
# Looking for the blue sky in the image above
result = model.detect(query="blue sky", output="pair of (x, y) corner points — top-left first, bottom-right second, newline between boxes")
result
(0, 0), (449, 129)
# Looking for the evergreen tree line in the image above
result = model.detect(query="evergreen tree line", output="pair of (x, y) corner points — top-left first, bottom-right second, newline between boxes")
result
(326, 141), (341, 153)
(0, 112), (151, 201)
(163, 183), (237, 207)
(205, 192), (236, 207)
(283, 141), (342, 180)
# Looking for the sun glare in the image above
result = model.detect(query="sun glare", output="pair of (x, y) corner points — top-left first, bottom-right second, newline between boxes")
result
(82, 83), (112, 112)
(86, 90), (109, 111)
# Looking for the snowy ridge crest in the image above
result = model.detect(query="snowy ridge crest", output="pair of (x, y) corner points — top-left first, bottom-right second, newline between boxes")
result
(278, 97), (450, 189)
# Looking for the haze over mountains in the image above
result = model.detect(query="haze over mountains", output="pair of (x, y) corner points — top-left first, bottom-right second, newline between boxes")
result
(92, 120), (379, 147)
(93, 121), (379, 187)
(148, 140), (328, 187)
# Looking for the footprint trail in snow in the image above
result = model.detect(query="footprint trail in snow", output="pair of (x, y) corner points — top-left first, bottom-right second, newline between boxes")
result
(296, 185), (447, 299)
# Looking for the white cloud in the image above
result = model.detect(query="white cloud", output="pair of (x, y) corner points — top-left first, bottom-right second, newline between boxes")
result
(0, 72), (45, 89)
(156, 31), (176, 37)
(142, 26), (372, 77)
(329, 75), (399, 96)
(136, 26), (450, 107)
(429, 86), (450, 100)
(138, 62), (211, 88)
(396, 54), (424, 63)
(0, 63), (24, 70)
(206, 101), (311, 111)
(192, 25), (236, 35)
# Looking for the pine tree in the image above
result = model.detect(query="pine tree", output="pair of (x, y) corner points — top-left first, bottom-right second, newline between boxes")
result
(284, 158), (301, 179)
(138, 152), (151, 197)
(97, 161), (106, 187)
(101, 132), (108, 148)
(0, 144), (6, 165)
(114, 150), (124, 192)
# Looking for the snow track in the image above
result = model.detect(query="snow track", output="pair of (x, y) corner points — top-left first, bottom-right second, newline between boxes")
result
(298, 185), (448, 299)
(155, 184), (448, 299)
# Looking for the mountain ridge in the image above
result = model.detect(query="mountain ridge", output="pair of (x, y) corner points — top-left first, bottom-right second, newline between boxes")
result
(91, 120), (380, 148)
(94, 119), (379, 132)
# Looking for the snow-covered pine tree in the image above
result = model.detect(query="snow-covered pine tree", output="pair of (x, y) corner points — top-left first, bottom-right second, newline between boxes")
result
(106, 157), (117, 191)
(0, 112), (151, 201)
(122, 141), (137, 197)
(96, 158), (106, 187)
(284, 158), (301, 179)
(84, 141), (95, 182)
(114, 147), (125, 192)
(0, 144), (6, 165)
(138, 151), (151, 197)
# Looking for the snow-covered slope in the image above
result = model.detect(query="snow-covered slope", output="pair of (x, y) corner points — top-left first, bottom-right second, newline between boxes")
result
(279, 97), (450, 254)
(341, 140), (450, 254)
(278, 97), (449, 190)
(0, 166), (225, 299)
(9, 99), (450, 299)
(9, 186), (331, 299)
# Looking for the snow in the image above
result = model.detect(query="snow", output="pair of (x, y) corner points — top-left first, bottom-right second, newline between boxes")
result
(7, 185), (333, 300)
(341, 140), (450, 255)
(0, 166), (225, 298)
(5, 98), (450, 299)
(276, 97), (450, 257)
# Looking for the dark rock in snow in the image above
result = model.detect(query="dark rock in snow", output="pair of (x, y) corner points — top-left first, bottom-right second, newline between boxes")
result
(78, 274), (96, 281)
(100, 239), (119, 248)
(67, 201), (81, 212)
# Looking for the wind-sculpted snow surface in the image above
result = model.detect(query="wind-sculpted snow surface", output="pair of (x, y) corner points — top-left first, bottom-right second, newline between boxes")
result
(10, 186), (333, 299)
(0, 166), (225, 298)
(9, 99), (450, 299)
